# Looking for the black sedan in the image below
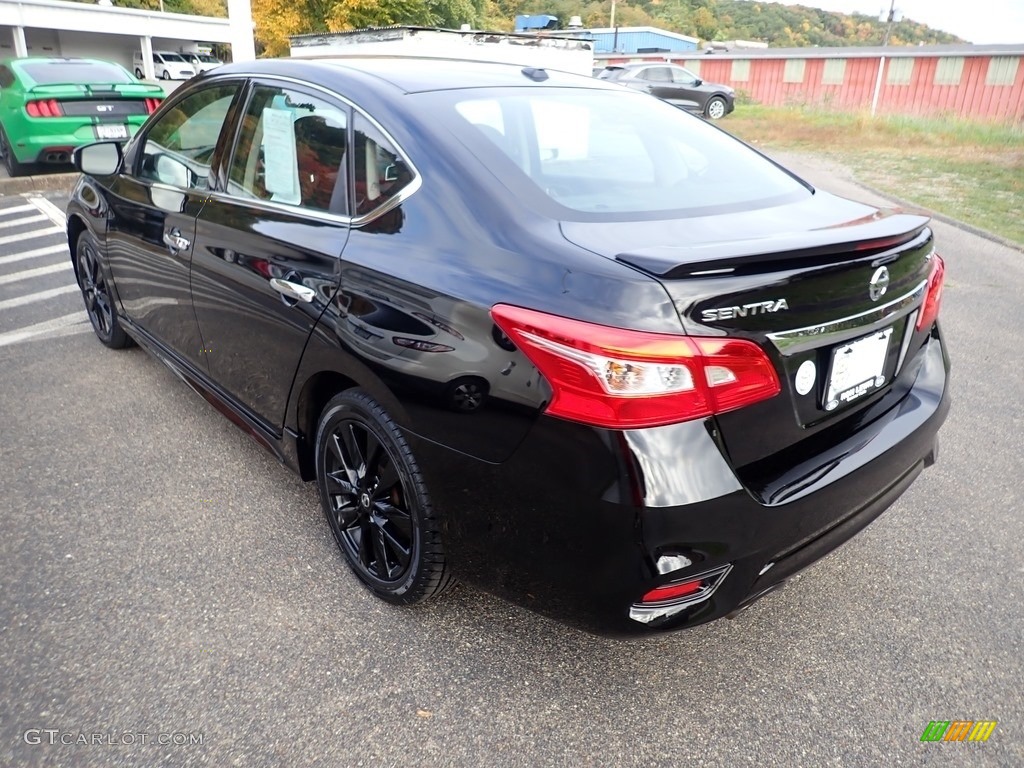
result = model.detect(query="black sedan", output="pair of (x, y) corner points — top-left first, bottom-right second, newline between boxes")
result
(598, 62), (736, 119)
(67, 57), (948, 637)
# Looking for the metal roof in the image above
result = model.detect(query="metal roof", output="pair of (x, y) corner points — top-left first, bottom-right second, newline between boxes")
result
(630, 43), (1024, 60)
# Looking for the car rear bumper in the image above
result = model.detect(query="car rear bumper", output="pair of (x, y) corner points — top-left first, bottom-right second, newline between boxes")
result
(11, 120), (144, 163)
(410, 330), (950, 637)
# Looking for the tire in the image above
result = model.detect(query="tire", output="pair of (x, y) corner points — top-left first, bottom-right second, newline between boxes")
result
(161, 69), (171, 81)
(135, 67), (144, 79)
(445, 376), (489, 413)
(0, 125), (27, 178)
(704, 96), (728, 120)
(76, 231), (132, 349)
(315, 389), (454, 605)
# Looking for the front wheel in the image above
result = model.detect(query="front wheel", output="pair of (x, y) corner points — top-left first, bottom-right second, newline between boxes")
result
(76, 231), (132, 349)
(161, 69), (171, 81)
(135, 67), (144, 79)
(315, 390), (454, 605)
(704, 96), (728, 120)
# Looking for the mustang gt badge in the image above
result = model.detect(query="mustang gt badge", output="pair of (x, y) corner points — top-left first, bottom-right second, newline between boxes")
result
(701, 299), (789, 322)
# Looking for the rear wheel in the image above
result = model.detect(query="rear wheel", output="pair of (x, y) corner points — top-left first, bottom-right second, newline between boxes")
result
(316, 390), (454, 605)
(704, 96), (728, 120)
(135, 67), (144, 79)
(0, 126), (27, 178)
(76, 231), (131, 349)
(445, 376), (489, 413)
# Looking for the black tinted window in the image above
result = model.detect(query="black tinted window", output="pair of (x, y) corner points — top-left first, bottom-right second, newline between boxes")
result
(16, 61), (132, 85)
(138, 84), (238, 189)
(353, 114), (414, 218)
(227, 85), (349, 213)
(641, 67), (673, 83)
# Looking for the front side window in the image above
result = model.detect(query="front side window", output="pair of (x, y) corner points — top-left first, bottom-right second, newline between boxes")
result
(440, 88), (809, 218)
(353, 113), (414, 218)
(671, 67), (698, 85)
(137, 84), (238, 189)
(227, 84), (349, 213)
(641, 67), (673, 83)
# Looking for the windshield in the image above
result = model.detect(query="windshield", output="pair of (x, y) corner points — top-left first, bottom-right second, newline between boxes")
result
(197, 55), (219, 63)
(159, 53), (187, 63)
(437, 87), (808, 218)
(16, 60), (133, 85)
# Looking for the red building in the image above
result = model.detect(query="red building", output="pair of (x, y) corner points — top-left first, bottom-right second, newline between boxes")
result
(599, 44), (1024, 122)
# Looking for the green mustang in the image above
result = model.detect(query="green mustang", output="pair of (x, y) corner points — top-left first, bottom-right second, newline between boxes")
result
(0, 57), (165, 177)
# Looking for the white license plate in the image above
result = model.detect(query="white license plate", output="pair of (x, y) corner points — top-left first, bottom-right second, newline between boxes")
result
(95, 124), (128, 140)
(824, 327), (893, 410)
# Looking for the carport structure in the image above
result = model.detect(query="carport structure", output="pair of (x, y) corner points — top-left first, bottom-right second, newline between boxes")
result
(1, 0), (255, 78)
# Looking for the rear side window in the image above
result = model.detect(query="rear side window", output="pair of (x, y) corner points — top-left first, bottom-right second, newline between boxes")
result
(353, 113), (414, 218)
(227, 84), (349, 213)
(137, 84), (238, 189)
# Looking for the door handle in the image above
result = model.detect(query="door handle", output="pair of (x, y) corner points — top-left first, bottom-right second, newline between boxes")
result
(270, 277), (315, 304)
(163, 229), (191, 252)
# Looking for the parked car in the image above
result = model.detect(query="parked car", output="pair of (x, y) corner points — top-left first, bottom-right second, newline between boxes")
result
(66, 58), (948, 637)
(598, 62), (735, 119)
(0, 57), (164, 177)
(181, 52), (223, 73)
(132, 51), (196, 81)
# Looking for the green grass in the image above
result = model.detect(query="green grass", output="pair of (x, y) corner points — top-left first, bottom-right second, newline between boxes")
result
(723, 106), (1024, 246)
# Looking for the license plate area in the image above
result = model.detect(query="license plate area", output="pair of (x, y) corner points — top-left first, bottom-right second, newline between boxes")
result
(824, 327), (893, 411)
(95, 123), (128, 140)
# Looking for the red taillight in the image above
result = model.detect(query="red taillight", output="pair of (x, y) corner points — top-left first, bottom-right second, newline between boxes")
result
(916, 254), (945, 331)
(144, 97), (163, 114)
(26, 99), (63, 117)
(641, 579), (704, 603)
(490, 305), (780, 429)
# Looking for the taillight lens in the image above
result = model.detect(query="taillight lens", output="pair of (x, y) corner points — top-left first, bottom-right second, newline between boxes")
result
(26, 99), (63, 117)
(916, 254), (945, 331)
(144, 97), (163, 114)
(490, 305), (780, 429)
(641, 579), (704, 603)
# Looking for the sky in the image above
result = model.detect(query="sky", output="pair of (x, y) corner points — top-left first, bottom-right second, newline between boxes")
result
(777, 0), (1024, 44)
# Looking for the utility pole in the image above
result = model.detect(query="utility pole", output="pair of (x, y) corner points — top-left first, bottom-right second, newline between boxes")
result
(871, 0), (900, 116)
(611, 0), (618, 53)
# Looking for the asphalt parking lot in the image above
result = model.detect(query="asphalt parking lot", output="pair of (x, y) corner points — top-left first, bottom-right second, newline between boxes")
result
(1, 159), (1021, 766)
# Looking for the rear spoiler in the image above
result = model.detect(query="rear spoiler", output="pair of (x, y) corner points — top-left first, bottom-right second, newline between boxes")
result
(26, 83), (165, 97)
(616, 210), (932, 278)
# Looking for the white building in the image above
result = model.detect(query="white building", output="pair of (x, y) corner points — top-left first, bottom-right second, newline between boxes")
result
(1, 0), (255, 78)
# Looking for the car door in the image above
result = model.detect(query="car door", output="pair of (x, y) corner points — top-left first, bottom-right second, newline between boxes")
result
(104, 80), (244, 371)
(668, 66), (703, 113)
(189, 79), (350, 432)
(632, 66), (677, 103)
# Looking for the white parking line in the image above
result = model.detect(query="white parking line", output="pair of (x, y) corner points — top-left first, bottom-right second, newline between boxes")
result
(0, 204), (36, 217)
(0, 213), (48, 230)
(0, 227), (64, 247)
(29, 196), (68, 228)
(0, 262), (71, 285)
(0, 312), (90, 348)
(0, 243), (67, 267)
(0, 284), (79, 311)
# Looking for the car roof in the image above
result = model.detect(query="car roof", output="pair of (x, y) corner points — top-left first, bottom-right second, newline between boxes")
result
(214, 56), (621, 95)
(3, 56), (115, 67)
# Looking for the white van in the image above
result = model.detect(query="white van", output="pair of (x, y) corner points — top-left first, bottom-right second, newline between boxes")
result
(181, 52), (223, 73)
(132, 51), (196, 81)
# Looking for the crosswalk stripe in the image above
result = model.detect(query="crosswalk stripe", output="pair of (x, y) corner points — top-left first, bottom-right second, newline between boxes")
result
(0, 213), (48, 230)
(29, 195), (68, 228)
(0, 284), (79, 311)
(0, 243), (67, 267)
(0, 261), (71, 285)
(0, 227), (63, 247)
(0, 204), (36, 217)
(0, 311), (90, 348)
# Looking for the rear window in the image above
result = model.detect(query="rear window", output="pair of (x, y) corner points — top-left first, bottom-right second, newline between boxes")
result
(16, 60), (132, 85)
(438, 87), (808, 219)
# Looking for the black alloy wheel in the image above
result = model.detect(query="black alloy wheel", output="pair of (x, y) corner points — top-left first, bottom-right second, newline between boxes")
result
(316, 390), (453, 604)
(1, 126), (26, 178)
(446, 376), (489, 413)
(76, 232), (131, 348)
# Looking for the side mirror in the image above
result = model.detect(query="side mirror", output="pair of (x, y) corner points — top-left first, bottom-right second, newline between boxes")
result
(694, 78), (703, 87)
(74, 141), (123, 176)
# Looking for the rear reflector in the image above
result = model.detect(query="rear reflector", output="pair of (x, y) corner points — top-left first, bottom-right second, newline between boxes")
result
(26, 99), (63, 118)
(915, 254), (945, 331)
(490, 304), (780, 429)
(641, 579), (704, 603)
